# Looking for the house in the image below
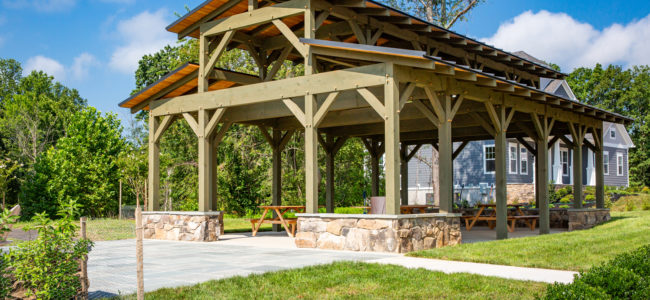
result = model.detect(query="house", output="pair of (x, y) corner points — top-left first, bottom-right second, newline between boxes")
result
(407, 53), (634, 205)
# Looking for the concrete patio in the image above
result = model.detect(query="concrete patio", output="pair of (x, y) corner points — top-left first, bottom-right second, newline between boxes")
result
(88, 227), (571, 298)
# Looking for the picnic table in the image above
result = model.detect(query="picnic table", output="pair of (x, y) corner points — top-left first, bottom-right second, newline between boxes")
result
(462, 203), (538, 232)
(400, 205), (437, 214)
(251, 205), (306, 237)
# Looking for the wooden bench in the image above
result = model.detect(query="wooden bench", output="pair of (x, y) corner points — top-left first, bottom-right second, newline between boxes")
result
(508, 215), (539, 231)
(250, 218), (297, 236)
(462, 214), (539, 232)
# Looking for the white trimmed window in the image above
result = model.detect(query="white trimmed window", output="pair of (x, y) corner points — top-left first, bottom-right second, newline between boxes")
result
(603, 151), (609, 175)
(617, 152), (624, 176)
(520, 147), (528, 175)
(610, 128), (616, 139)
(484, 145), (495, 174)
(561, 149), (569, 175)
(509, 143), (518, 174)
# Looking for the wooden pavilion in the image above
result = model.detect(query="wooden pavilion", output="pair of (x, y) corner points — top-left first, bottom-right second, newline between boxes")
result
(120, 0), (631, 248)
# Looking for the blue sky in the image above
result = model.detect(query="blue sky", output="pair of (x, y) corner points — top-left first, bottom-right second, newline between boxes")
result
(1, 0), (649, 124)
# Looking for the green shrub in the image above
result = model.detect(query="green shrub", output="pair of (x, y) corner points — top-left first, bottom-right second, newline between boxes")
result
(604, 197), (613, 208)
(560, 195), (573, 203)
(541, 245), (650, 300)
(0, 208), (19, 240)
(334, 207), (365, 214)
(542, 281), (608, 300)
(626, 201), (636, 211)
(641, 186), (650, 194)
(559, 205), (570, 209)
(585, 195), (595, 202)
(0, 255), (9, 299)
(6, 200), (93, 299)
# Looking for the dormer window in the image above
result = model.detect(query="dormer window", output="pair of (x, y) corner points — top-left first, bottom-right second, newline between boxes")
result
(610, 128), (616, 139)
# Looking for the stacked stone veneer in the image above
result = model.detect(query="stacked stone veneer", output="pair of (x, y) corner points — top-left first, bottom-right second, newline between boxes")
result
(568, 209), (610, 231)
(507, 184), (535, 204)
(142, 211), (221, 242)
(294, 213), (462, 253)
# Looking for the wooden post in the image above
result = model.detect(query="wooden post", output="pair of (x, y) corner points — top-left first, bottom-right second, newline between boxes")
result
(80, 217), (88, 296)
(148, 115), (160, 211)
(135, 205), (144, 300)
(272, 144), (282, 230)
(400, 144), (408, 206)
(594, 128), (605, 208)
(485, 101), (514, 240)
(569, 123), (587, 209)
(494, 122), (508, 239)
(305, 94), (319, 213)
(319, 134), (347, 213)
(438, 95), (453, 214)
(325, 145), (335, 213)
(384, 63), (400, 215)
(531, 113), (554, 234)
(119, 179), (122, 219)
(197, 109), (213, 212)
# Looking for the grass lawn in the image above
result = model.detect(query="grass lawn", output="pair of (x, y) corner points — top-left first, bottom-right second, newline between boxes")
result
(116, 262), (547, 300)
(408, 210), (650, 271)
(610, 193), (650, 211)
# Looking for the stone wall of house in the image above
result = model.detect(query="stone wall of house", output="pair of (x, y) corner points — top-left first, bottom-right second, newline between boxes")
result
(294, 213), (462, 253)
(568, 209), (610, 231)
(142, 211), (221, 242)
(507, 184), (535, 204)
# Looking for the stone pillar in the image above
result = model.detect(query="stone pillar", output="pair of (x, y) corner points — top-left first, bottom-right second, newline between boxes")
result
(148, 114), (160, 211)
(384, 64), (400, 215)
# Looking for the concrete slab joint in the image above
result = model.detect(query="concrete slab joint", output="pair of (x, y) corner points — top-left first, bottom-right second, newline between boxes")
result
(142, 211), (222, 242)
(294, 213), (461, 253)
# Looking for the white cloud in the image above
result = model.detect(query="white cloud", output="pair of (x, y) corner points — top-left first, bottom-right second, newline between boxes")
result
(71, 53), (98, 80)
(2, 0), (76, 12)
(23, 55), (66, 80)
(109, 9), (175, 74)
(481, 10), (650, 70)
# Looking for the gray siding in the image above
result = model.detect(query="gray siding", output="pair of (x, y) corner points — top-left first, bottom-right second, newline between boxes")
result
(407, 139), (534, 188)
(603, 146), (628, 186)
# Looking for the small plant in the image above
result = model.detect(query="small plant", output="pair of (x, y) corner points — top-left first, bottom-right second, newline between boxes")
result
(559, 204), (570, 209)
(641, 186), (650, 193)
(559, 194), (573, 204)
(604, 196), (613, 208)
(585, 194), (595, 202)
(0, 207), (19, 240)
(625, 201), (636, 211)
(7, 200), (93, 299)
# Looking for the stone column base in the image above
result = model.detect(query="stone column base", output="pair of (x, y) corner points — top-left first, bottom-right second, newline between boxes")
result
(142, 211), (222, 242)
(568, 209), (610, 231)
(294, 213), (462, 253)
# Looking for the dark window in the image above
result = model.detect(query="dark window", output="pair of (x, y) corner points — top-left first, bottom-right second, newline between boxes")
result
(484, 145), (495, 173)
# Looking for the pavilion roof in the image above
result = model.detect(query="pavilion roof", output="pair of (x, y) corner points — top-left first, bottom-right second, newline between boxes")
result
(165, 0), (565, 80)
(302, 39), (632, 124)
(119, 63), (260, 111)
